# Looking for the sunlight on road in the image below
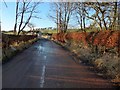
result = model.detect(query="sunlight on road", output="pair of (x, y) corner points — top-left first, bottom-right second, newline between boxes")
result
(2, 39), (113, 88)
(40, 65), (46, 88)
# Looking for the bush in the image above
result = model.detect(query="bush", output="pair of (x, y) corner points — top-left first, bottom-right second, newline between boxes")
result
(52, 30), (120, 82)
(2, 34), (37, 63)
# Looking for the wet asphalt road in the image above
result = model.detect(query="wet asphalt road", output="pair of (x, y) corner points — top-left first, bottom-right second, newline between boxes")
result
(2, 39), (113, 88)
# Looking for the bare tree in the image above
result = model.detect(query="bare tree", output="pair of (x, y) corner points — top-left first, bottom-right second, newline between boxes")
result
(84, 1), (119, 30)
(75, 2), (86, 32)
(111, 2), (118, 30)
(49, 2), (75, 33)
(85, 2), (114, 30)
(13, 0), (40, 35)
(14, 0), (19, 34)
(48, 3), (59, 33)
(118, 1), (120, 29)
(60, 2), (75, 32)
(50, 1), (118, 32)
(3, 0), (8, 8)
(56, 4), (59, 33)
(27, 22), (35, 35)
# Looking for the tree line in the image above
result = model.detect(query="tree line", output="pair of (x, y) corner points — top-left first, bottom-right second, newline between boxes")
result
(13, 0), (119, 35)
(49, 1), (119, 33)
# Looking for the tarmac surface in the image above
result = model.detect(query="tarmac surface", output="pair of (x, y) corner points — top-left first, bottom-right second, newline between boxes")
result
(2, 39), (113, 88)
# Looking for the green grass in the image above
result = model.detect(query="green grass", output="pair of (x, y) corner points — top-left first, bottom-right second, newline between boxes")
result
(40, 29), (57, 34)
(2, 32), (14, 35)
(66, 29), (79, 32)
(66, 29), (98, 33)
(2, 28), (100, 35)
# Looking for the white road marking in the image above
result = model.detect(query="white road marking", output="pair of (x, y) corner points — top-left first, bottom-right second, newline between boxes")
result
(40, 65), (46, 88)
(44, 56), (47, 60)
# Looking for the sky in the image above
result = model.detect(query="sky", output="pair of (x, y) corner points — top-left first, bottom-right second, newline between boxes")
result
(1, 1), (90, 31)
(1, 2), (56, 31)
(1, 0), (119, 31)
(0, 1), (93, 31)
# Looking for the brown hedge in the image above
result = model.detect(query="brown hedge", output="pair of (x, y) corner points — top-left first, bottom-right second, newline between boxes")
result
(2, 34), (37, 49)
(52, 30), (120, 50)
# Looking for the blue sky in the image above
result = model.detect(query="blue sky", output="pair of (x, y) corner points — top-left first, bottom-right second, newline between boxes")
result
(1, 2), (56, 31)
(1, 1), (92, 31)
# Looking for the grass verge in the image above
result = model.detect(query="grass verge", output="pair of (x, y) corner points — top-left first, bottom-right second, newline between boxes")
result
(2, 38), (38, 64)
(52, 39), (120, 87)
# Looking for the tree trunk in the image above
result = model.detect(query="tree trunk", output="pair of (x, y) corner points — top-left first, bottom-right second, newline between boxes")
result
(83, 16), (86, 32)
(80, 14), (83, 31)
(59, 4), (62, 32)
(102, 14), (107, 30)
(82, 3), (86, 32)
(18, 2), (26, 34)
(118, 2), (120, 29)
(14, 1), (19, 34)
(112, 2), (117, 30)
(97, 15), (103, 30)
(56, 7), (59, 33)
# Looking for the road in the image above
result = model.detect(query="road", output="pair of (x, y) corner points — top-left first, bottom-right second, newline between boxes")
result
(2, 39), (113, 88)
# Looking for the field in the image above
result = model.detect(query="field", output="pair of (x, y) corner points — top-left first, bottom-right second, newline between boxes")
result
(41, 29), (98, 34)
